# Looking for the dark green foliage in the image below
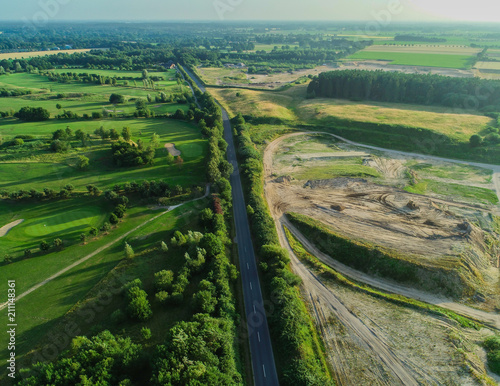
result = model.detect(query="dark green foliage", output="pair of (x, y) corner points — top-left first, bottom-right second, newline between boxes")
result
(14, 106), (50, 121)
(126, 286), (152, 321)
(109, 93), (125, 104)
(50, 139), (70, 153)
(111, 140), (155, 166)
(19, 331), (142, 386)
(484, 335), (500, 375)
(150, 314), (242, 385)
(308, 70), (500, 110)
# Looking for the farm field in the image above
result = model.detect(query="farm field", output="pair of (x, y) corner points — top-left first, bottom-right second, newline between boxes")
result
(475, 61), (500, 70)
(361, 45), (481, 55)
(347, 51), (475, 69)
(0, 49), (91, 60)
(296, 97), (493, 142)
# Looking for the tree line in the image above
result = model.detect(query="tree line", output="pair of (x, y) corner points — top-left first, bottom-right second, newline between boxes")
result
(307, 69), (500, 111)
(233, 114), (333, 385)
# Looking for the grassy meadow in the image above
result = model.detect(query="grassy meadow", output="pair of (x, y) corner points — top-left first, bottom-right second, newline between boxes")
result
(0, 200), (208, 381)
(0, 66), (212, 382)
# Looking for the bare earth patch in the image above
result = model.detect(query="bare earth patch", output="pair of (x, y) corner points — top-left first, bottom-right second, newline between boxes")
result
(164, 143), (181, 156)
(0, 219), (24, 237)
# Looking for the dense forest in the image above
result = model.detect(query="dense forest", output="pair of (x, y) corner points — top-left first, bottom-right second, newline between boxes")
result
(307, 70), (500, 111)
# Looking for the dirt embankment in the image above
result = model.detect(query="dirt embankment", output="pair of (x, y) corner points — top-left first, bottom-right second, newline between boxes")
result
(264, 132), (500, 304)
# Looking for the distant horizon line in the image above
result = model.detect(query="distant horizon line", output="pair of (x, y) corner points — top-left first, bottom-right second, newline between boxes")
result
(1, 19), (500, 24)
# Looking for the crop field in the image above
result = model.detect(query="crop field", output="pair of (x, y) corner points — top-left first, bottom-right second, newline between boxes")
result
(213, 84), (493, 143)
(347, 51), (475, 69)
(360, 45), (481, 55)
(487, 49), (500, 58)
(0, 49), (91, 60)
(475, 61), (500, 70)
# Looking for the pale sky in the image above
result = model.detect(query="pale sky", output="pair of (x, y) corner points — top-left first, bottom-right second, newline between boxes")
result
(1, 0), (500, 22)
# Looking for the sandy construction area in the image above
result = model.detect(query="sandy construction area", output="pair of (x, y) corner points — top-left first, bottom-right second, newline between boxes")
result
(0, 219), (24, 237)
(265, 133), (500, 302)
(164, 143), (181, 156)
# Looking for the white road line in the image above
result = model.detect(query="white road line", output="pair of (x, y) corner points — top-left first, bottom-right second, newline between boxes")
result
(258, 332), (261, 342)
(250, 282), (253, 290)
(263, 365), (266, 378)
(253, 305), (256, 313)
(247, 263), (249, 270)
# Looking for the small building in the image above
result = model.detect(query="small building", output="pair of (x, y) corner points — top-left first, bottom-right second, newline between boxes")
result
(163, 60), (176, 69)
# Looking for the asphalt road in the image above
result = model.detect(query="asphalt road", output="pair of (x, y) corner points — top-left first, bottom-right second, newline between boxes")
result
(183, 67), (279, 386)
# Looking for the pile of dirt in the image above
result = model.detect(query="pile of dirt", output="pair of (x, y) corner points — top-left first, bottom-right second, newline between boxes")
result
(330, 204), (345, 212)
(275, 175), (293, 184)
(406, 200), (419, 210)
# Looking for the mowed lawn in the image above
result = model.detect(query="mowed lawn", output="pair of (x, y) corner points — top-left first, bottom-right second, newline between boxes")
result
(0, 197), (109, 258)
(347, 51), (474, 69)
(0, 200), (207, 382)
(0, 118), (207, 191)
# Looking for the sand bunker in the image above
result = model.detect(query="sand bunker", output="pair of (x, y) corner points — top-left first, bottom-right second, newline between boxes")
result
(165, 143), (181, 156)
(0, 219), (24, 237)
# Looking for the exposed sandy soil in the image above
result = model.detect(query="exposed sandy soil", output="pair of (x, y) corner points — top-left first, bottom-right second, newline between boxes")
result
(263, 132), (500, 384)
(0, 219), (24, 237)
(267, 135), (498, 265)
(265, 132), (500, 305)
(197, 65), (332, 89)
(164, 143), (181, 156)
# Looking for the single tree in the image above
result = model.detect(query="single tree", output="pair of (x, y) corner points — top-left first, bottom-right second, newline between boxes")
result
(124, 242), (134, 259)
(53, 238), (63, 249)
(109, 213), (119, 225)
(122, 127), (132, 142)
(40, 240), (50, 251)
(77, 155), (90, 170)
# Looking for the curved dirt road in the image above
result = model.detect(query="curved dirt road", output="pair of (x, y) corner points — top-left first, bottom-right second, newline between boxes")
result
(264, 132), (500, 330)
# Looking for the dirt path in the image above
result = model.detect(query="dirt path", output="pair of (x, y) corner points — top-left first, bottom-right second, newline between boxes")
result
(0, 188), (209, 311)
(276, 209), (422, 384)
(164, 143), (181, 156)
(0, 219), (24, 237)
(264, 132), (500, 330)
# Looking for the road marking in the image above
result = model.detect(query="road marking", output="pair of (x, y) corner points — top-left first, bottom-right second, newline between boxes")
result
(258, 332), (261, 342)
(263, 365), (266, 378)
(253, 305), (256, 313)
(247, 263), (249, 270)
(250, 282), (253, 290)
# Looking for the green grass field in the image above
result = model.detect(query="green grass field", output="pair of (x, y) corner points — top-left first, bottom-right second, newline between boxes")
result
(0, 118), (207, 193)
(347, 51), (474, 69)
(0, 200), (207, 382)
(23, 207), (102, 237)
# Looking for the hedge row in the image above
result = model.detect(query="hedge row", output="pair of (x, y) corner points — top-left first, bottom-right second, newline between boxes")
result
(233, 114), (333, 385)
